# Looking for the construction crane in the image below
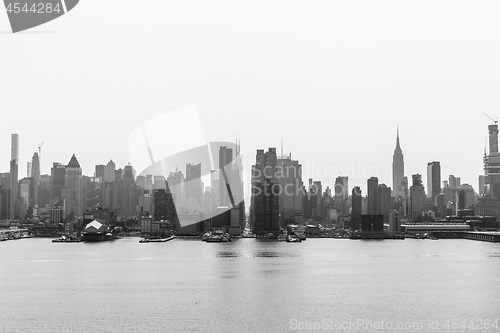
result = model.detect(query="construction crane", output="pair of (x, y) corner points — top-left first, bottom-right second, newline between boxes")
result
(483, 113), (498, 125)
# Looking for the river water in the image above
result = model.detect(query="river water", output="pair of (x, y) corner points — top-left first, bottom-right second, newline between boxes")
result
(1, 237), (499, 332)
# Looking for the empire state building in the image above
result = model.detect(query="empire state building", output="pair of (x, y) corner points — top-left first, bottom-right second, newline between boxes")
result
(392, 128), (404, 199)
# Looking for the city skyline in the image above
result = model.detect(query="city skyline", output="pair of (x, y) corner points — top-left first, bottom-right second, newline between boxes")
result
(0, 123), (489, 198)
(2, 2), (499, 197)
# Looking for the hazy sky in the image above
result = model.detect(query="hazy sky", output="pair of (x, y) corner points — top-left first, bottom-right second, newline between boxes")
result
(1, 1), (500, 195)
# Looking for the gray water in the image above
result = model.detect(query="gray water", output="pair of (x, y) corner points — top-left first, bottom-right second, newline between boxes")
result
(1, 237), (499, 332)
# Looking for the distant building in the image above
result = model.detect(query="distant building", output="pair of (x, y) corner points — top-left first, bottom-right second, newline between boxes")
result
(277, 153), (303, 224)
(65, 154), (83, 217)
(95, 164), (105, 179)
(153, 189), (167, 222)
(251, 148), (279, 233)
(410, 174), (425, 218)
(475, 196), (500, 222)
(483, 123), (500, 199)
(167, 169), (184, 212)
(186, 163), (202, 211)
(334, 176), (348, 215)
(351, 186), (362, 230)
(377, 183), (392, 223)
(367, 177), (379, 215)
(104, 160), (116, 183)
(302, 179), (318, 220)
(427, 161), (441, 204)
(10, 134), (19, 219)
(219, 146), (233, 207)
(361, 214), (384, 232)
(392, 128), (405, 199)
(50, 162), (66, 202)
(31, 152), (40, 207)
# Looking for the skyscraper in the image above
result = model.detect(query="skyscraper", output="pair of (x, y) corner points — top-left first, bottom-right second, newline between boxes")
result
(167, 169), (185, 211)
(377, 183), (392, 222)
(483, 123), (500, 199)
(95, 164), (105, 179)
(367, 177), (379, 215)
(219, 146), (233, 207)
(50, 162), (66, 201)
(410, 174), (425, 217)
(277, 153), (303, 223)
(186, 163), (202, 211)
(65, 154), (83, 217)
(334, 176), (348, 215)
(32, 152), (40, 207)
(104, 160), (116, 183)
(9, 134), (19, 219)
(392, 128), (404, 199)
(427, 161), (441, 204)
(251, 148), (279, 233)
(351, 186), (362, 230)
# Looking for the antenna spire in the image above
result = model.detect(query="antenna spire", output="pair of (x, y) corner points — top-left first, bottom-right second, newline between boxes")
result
(281, 135), (283, 157)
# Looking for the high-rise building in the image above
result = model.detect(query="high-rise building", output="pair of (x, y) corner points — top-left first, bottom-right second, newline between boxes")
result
(9, 134), (19, 219)
(219, 146), (233, 207)
(31, 152), (40, 207)
(186, 163), (202, 211)
(167, 169), (184, 212)
(122, 164), (135, 183)
(427, 161), (441, 204)
(377, 183), (392, 222)
(95, 164), (105, 179)
(302, 179), (318, 220)
(153, 175), (167, 190)
(277, 153), (303, 224)
(65, 154), (83, 217)
(392, 128), (404, 199)
(104, 160), (116, 183)
(50, 163), (66, 202)
(483, 123), (500, 199)
(334, 176), (348, 215)
(351, 186), (362, 230)
(251, 148), (279, 233)
(367, 177), (379, 215)
(410, 174), (425, 218)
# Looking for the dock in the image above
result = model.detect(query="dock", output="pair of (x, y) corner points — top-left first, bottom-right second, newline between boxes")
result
(466, 231), (500, 242)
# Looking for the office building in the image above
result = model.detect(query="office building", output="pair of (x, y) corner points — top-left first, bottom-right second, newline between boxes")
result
(351, 186), (362, 230)
(410, 174), (425, 218)
(186, 163), (202, 211)
(392, 128), (405, 199)
(277, 153), (303, 223)
(251, 148), (279, 233)
(50, 162), (66, 202)
(378, 183), (392, 223)
(427, 161), (441, 204)
(367, 177), (379, 215)
(219, 146), (233, 207)
(65, 154), (83, 217)
(9, 134), (19, 219)
(334, 176), (348, 215)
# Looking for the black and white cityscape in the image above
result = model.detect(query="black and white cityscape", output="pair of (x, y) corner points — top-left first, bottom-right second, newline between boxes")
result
(1, 120), (500, 240)
(2, 2), (500, 333)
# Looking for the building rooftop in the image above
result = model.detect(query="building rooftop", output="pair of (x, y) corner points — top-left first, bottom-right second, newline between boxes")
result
(66, 154), (81, 169)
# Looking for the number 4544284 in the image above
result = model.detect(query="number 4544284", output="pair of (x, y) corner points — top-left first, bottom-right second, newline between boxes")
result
(5, 3), (62, 14)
